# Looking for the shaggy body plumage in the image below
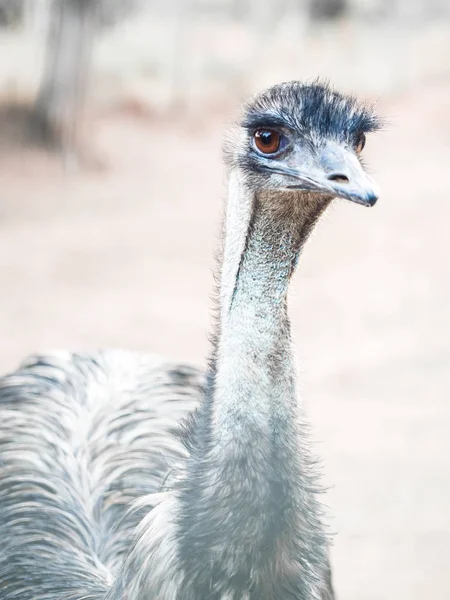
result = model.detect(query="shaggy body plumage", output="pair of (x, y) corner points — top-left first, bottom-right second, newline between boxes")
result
(0, 81), (380, 600)
(0, 351), (204, 599)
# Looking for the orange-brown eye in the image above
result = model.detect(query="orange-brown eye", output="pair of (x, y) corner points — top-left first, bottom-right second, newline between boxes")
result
(254, 129), (281, 154)
(355, 132), (366, 154)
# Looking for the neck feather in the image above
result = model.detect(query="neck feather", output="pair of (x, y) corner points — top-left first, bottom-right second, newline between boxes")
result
(214, 173), (329, 438)
(176, 170), (331, 598)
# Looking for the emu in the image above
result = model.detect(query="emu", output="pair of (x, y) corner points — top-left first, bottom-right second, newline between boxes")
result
(0, 81), (380, 600)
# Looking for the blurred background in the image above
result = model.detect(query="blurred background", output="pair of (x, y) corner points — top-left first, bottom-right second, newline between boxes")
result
(0, 1), (449, 598)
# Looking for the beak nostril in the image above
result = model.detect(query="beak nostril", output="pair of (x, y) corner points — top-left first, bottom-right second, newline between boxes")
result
(327, 173), (350, 184)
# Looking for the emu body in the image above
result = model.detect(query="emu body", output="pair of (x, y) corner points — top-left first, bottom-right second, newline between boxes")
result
(0, 351), (203, 598)
(0, 81), (380, 600)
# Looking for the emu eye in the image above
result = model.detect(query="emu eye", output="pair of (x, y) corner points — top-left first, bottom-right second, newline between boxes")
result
(254, 129), (281, 155)
(355, 132), (366, 154)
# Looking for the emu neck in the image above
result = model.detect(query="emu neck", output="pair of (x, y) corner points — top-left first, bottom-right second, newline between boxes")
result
(177, 172), (330, 597)
(214, 175), (329, 439)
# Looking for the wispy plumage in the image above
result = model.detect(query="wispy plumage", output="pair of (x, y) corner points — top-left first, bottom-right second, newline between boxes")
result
(0, 351), (204, 599)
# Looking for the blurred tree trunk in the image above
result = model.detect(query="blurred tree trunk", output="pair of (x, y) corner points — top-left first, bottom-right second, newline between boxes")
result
(307, 0), (347, 20)
(0, 0), (23, 26)
(31, 0), (97, 157)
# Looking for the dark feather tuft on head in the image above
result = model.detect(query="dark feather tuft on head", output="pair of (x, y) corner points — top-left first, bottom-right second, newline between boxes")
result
(242, 79), (382, 142)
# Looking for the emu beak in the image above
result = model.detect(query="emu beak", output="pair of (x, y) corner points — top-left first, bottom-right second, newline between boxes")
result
(287, 141), (379, 207)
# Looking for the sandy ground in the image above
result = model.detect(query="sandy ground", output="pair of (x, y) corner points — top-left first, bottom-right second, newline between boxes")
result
(0, 77), (449, 599)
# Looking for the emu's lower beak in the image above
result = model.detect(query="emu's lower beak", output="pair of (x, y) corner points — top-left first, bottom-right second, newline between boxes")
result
(287, 141), (379, 207)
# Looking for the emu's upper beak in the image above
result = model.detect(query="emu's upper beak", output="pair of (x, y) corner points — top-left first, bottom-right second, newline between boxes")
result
(286, 140), (379, 207)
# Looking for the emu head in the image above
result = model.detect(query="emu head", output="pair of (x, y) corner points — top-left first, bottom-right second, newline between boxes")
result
(225, 80), (382, 207)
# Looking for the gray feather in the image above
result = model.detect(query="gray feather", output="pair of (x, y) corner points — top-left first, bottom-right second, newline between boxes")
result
(0, 350), (204, 599)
